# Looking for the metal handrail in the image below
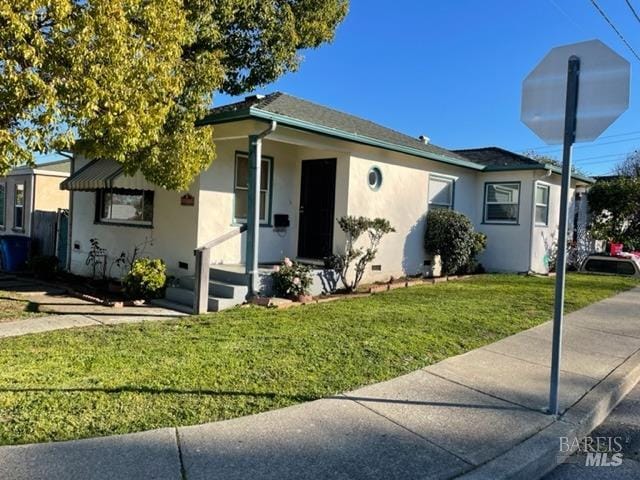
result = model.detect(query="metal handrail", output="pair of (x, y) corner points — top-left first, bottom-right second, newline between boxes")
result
(193, 224), (248, 314)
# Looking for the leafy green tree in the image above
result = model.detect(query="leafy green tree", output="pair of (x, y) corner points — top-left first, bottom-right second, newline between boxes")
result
(0, 0), (348, 190)
(588, 177), (640, 250)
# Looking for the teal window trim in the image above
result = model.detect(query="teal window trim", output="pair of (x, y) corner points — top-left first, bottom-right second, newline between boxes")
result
(534, 183), (550, 227)
(367, 166), (383, 191)
(233, 150), (274, 227)
(428, 173), (456, 210)
(483, 181), (521, 225)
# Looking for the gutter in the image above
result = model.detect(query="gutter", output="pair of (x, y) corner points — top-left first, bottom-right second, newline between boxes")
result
(484, 164), (594, 184)
(198, 108), (485, 172)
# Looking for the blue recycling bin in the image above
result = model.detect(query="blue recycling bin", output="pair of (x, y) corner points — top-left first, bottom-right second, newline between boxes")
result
(0, 235), (31, 272)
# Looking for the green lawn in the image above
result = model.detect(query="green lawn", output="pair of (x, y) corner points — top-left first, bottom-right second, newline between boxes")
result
(0, 292), (44, 323)
(0, 273), (637, 445)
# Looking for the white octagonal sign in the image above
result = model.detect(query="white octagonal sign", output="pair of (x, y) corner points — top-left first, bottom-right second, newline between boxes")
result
(521, 39), (630, 145)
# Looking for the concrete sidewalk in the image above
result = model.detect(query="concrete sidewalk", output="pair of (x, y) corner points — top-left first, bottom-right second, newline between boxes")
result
(0, 287), (639, 479)
(0, 276), (184, 338)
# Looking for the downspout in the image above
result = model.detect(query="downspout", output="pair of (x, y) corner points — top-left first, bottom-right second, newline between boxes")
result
(245, 121), (277, 296)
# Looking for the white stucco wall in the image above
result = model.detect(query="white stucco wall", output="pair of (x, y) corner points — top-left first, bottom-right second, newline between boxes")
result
(346, 146), (478, 283)
(199, 133), (349, 266)
(67, 119), (591, 285)
(68, 156), (199, 279)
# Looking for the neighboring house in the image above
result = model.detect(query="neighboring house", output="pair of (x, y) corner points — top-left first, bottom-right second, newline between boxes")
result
(61, 93), (593, 312)
(0, 159), (70, 238)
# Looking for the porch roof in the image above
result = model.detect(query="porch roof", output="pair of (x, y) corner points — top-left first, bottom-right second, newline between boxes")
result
(198, 92), (485, 171)
(60, 158), (154, 191)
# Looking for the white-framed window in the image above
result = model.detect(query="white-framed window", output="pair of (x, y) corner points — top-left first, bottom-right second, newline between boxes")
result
(484, 182), (520, 224)
(428, 174), (455, 210)
(13, 183), (25, 230)
(535, 183), (550, 226)
(234, 152), (272, 224)
(97, 189), (154, 226)
(0, 183), (5, 229)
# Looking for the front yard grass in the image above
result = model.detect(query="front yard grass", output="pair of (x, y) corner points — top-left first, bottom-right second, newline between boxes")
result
(0, 273), (637, 445)
(0, 292), (44, 323)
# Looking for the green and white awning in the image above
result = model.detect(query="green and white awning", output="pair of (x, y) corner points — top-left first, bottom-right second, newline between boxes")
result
(61, 158), (153, 191)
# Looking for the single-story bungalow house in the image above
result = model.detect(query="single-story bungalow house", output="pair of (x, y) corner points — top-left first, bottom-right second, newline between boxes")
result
(0, 159), (70, 238)
(61, 93), (593, 312)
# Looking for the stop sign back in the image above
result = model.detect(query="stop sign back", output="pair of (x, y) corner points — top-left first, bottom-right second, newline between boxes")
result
(521, 39), (630, 145)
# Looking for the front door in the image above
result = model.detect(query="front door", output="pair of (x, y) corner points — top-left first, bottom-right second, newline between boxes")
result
(298, 158), (336, 259)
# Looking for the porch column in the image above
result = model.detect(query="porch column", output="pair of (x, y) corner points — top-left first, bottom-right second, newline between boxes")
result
(245, 121), (277, 297)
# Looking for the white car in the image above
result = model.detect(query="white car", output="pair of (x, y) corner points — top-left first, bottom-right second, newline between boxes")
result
(580, 254), (640, 278)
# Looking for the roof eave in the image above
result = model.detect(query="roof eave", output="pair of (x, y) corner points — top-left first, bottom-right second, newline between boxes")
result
(249, 108), (484, 171)
(483, 164), (595, 184)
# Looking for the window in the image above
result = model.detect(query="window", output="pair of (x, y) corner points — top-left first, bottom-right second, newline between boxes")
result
(428, 175), (454, 210)
(97, 189), (154, 226)
(234, 152), (272, 223)
(484, 182), (520, 223)
(0, 183), (5, 228)
(535, 184), (550, 226)
(13, 183), (25, 230)
(368, 166), (383, 190)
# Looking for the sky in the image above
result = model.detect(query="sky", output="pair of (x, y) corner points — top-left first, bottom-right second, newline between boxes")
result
(38, 0), (639, 175)
(212, 0), (640, 176)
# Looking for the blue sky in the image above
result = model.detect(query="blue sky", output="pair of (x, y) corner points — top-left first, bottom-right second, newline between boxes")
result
(40, 0), (639, 175)
(213, 0), (639, 175)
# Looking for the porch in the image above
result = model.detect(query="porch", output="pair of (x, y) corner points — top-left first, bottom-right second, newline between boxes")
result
(189, 120), (352, 313)
(161, 263), (335, 313)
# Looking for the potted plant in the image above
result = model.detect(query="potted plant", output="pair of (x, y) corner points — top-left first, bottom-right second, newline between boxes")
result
(272, 257), (313, 302)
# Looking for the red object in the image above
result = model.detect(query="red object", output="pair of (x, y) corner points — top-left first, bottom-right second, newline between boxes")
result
(610, 243), (624, 256)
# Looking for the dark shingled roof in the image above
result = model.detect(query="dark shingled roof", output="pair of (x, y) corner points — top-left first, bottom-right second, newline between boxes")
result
(453, 147), (543, 167)
(201, 92), (476, 167)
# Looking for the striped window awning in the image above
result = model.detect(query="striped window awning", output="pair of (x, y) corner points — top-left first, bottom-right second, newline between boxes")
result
(61, 158), (154, 191)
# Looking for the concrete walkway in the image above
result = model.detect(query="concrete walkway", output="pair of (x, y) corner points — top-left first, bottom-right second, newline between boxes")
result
(0, 276), (183, 338)
(0, 287), (639, 479)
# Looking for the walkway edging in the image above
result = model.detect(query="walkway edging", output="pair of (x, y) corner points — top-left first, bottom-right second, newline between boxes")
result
(456, 347), (640, 479)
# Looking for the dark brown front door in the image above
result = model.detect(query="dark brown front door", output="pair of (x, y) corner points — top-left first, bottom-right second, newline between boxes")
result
(297, 158), (336, 259)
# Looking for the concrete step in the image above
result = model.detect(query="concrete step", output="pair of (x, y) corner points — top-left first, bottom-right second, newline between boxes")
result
(209, 267), (249, 285)
(165, 286), (243, 312)
(178, 276), (248, 300)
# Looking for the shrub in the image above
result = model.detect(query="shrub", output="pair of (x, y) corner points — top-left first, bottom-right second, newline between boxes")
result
(272, 257), (313, 297)
(28, 255), (58, 280)
(123, 258), (167, 299)
(326, 216), (395, 292)
(424, 209), (486, 275)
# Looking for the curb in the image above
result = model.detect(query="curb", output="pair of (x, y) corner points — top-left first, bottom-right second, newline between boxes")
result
(457, 348), (640, 479)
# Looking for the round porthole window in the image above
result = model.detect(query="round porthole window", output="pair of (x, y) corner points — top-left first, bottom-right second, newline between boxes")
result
(368, 167), (382, 190)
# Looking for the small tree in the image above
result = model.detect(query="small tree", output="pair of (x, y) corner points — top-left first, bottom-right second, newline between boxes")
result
(588, 177), (640, 250)
(424, 209), (487, 275)
(326, 216), (395, 292)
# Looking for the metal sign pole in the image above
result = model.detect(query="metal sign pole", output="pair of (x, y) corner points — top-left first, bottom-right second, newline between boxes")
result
(548, 55), (580, 416)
